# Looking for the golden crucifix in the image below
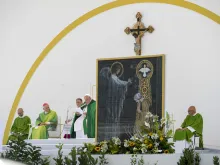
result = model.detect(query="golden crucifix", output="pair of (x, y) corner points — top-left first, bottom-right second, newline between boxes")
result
(124, 12), (154, 55)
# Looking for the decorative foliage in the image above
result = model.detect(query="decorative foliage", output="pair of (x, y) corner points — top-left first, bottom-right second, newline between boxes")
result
(213, 156), (220, 165)
(79, 133), (174, 155)
(78, 149), (98, 165)
(177, 148), (200, 165)
(130, 154), (144, 165)
(0, 137), (49, 165)
(195, 152), (201, 165)
(141, 111), (175, 138)
(99, 154), (108, 165)
(53, 144), (65, 165)
(64, 147), (77, 165)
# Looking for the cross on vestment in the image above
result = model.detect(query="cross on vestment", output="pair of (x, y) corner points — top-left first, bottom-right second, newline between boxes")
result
(124, 12), (155, 55)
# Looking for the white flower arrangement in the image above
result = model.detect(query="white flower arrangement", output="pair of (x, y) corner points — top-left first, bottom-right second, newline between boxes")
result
(112, 137), (121, 145)
(101, 143), (108, 153)
(124, 140), (129, 147)
(141, 147), (147, 154)
(151, 133), (159, 140)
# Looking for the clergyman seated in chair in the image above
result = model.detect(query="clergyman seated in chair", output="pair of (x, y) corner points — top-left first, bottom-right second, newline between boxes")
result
(8, 108), (31, 143)
(31, 103), (58, 139)
(173, 106), (203, 153)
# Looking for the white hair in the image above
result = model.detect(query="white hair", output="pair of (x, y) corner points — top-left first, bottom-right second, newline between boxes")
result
(84, 94), (91, 97)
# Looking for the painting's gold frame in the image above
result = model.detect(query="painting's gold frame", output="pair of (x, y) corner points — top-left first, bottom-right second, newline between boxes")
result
(95, 54), (165, 141)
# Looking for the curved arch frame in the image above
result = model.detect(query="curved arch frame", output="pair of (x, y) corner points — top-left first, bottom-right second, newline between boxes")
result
(3, 0), (220, 144)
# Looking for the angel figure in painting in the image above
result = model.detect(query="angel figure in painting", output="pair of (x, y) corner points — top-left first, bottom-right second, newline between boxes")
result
(99, 62), (132, 139)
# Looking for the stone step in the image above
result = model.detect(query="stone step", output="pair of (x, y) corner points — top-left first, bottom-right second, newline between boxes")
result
(40, 149), (72, 156)
(2, 144), (83, 151)
(25, 138), (95, 144)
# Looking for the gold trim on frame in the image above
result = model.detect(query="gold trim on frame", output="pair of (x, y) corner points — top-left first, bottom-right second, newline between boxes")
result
(162, 55), (165, 117)
(3, 0), (220, 144)
(95, 59), (99, 142)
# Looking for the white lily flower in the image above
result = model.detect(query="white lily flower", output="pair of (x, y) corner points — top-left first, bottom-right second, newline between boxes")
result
(154, 142), (159, 147)
(130, 136), (135, 140)
(141, 148), (147, 153)
(112, 137), (121, 145)
(101, 143), (108, 153)
(124, 140), (129, 147)
(141, 144), (146, 147)
(151, 133), (159, 140)
(145, 122), (150, 128)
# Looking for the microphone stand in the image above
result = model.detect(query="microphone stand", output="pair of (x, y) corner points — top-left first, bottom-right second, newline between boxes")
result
(60, 106), (72, 139)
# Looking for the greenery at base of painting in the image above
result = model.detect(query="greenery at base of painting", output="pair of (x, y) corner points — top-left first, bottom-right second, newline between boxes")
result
(0, 137), (49, 165)
(80, 112), (175, 155)
(80, 135), (174, 155)
(177, 148), (201, 165)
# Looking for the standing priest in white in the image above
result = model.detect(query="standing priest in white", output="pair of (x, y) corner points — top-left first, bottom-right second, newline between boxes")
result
(71, 98), (87, 138)
(65, 98), (84, 138)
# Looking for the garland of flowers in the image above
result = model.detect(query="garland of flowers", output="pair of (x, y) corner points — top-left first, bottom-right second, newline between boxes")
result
(79, 134), (174, 155)
(79, 112), (175, 155)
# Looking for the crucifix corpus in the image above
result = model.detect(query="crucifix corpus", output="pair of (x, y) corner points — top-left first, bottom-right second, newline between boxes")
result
(124, 12), (154, 56)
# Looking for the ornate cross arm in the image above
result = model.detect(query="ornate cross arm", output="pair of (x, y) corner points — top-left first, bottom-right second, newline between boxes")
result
(124, 12), (155, 55)
(124, 25), (154, 35)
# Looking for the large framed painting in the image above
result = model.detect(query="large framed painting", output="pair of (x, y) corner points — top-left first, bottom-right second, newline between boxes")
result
(96, 55), (165, 142)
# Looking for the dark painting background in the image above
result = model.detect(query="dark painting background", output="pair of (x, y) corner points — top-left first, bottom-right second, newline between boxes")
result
(97, 56), (164, 141)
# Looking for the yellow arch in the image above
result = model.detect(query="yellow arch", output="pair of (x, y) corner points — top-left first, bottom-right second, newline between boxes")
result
(3, 0), (220, 144)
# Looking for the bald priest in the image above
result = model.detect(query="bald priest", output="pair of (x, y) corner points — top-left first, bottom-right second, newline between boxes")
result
(173, 106), (203, 153)
(8, 108), (31, 143)
(31, 103), (58, 139)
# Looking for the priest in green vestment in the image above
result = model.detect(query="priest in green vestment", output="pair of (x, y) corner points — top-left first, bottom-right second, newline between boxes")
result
(31, 103), (58, 139)
(84, 94), (96, 138)
(173, 106), (203, 152)
(8, 108), (31, 142)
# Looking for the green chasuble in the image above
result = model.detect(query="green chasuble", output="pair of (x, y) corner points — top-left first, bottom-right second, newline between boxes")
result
(8, 116), (31, 142)
(70, 103), (87, 138)
(174, 113), (203, 147)
(31, 110), (57, 139)
(86, 100), (96, 138)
